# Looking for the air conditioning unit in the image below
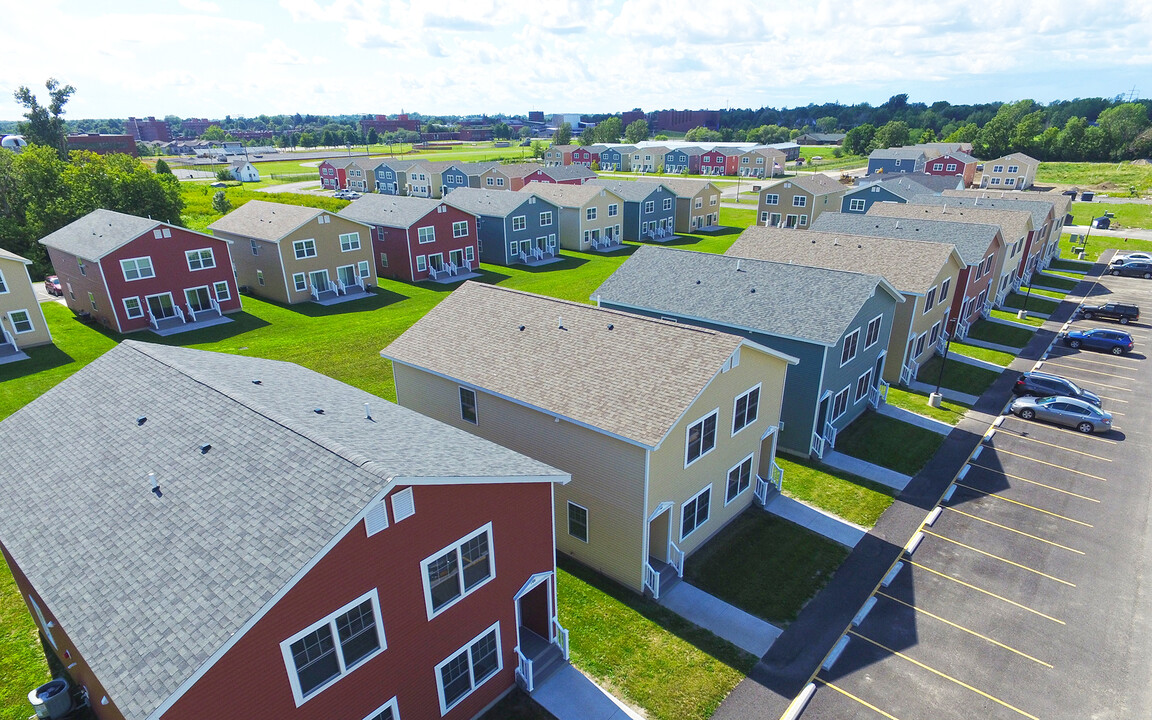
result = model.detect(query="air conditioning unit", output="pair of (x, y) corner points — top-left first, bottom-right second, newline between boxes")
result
(28, 679), (72, 719)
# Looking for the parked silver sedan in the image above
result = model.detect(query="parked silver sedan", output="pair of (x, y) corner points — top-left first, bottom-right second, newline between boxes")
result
(1009, 396), (1113, 434)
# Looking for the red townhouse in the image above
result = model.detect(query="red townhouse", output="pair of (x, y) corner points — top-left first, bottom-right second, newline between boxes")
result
(924, 151), (978, 188)
(700, 148), (740, 176)
(338, 195), (482, 283)
(569, 146), (599, 167)
(320, 158), (373, 192)
(318, 159), (345, 190)
(523, 166), (598, 186)
(0, 341), (572, 720)
(38, 209), (241, 335)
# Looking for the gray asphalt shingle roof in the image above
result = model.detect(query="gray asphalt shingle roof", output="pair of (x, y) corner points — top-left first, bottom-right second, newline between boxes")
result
(207, 200), (328, 241)
(929, 193), (1054, 229)
(520, 181), (620, 207)
(593, 245), (899, 347)
(540, 166), (597, 181)
(443, 187), (550, 216)
(811, 212), (1002, 266)
(762, 173), (844, 197)
(869, 147), (927, 160)
(942, 189), (1069, 218)
(0, 341), (562, 720)
(586, 178), (670, 202)
(38, 209), (164, 260)
(868, 201), (1033, 243)
(337, 194), (442, 228)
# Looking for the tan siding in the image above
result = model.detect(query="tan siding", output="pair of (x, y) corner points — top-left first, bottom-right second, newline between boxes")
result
(280, 215), (376, 303)
(393, 363), (649, 592)
(886, 294), (917, 383)
(0, 258), (52, 349)
(213, 231), (288, 303)
(647, 347), (790, 557)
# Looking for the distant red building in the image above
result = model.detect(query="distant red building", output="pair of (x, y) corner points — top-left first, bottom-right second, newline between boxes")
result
(126, 116), (171, 142)
(181, 118), (213, 137)
(66, 134), (138, 156)
(649, 109), (720, 133)
(360, 114), (422, 135)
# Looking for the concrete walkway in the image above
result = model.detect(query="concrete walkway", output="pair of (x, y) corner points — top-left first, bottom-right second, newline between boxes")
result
(762, 492), (868, 547)
(876, 401), (954, 436)
(533, 665), (643, 720)
(907, 379), (982, 406)
(659, 581), (784, 656)
(820, 450), (913, 492)
(949, 351), (1009, 373)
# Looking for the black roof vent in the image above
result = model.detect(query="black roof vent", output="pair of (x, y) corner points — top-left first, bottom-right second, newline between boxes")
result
(199, 444), (212, 454)
(314, 408), (325, 414)
(136, 416), (147, 426)
(750, 288), (757, 293)
(607, 324), (614, 330)
(252, 379), (262, 385)
(519, 325), (525, 331)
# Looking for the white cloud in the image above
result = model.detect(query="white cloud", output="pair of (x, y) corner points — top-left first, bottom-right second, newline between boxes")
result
(178, 0), (220, 12)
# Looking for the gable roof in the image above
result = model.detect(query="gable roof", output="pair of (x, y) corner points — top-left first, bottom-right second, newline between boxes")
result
(869, 147), (927, 160)
(587, 178), (672, 202)
(762, 173), (844, 197)
(655, 177), (721, 198)
(0, 248), (33, 265)
(337, 194), (443, 228)
(990, 152), (1039, 168)
(592, 245), (901, 347)
(0, 341), (564, 720)
(909, 194), (1052, 231)
(383, 282), (795, 449)
(371, 159), (416, 173)
(870, 200), (1033, 242)
(494, 163), (545, 180)
(667, 146), (704, 157)
(810, 212), (1003, 266)
(599, 145), (635, 155)
(538, 165), (597, 181)
(443, 187), (553, 216)
(207, 200), (337, 241)
(546, 144), (577, 153)
(931, 150), (978, 164)
(863, 172), (966, 193)
(726, 226), (963, 295)
(943, 189), (1070, 218)
(847, 177), (935, 200)
(39, 209), (169, 260)
(521, 181), (620, 208)
(322, 157), (367, 170)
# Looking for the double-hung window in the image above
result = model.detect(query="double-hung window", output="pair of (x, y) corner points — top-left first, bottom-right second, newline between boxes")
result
(793, 195), (807, 207)
(8, 309), (34, 333)
(663, 198), (673, 211)
(512, 215), (527, 231)
(849, 198), (866, 212)
(120, 257), (154, 281)
(293, 273), (307, 292)
(608, 204), (619, 217)
(832, 386), (850, 420)
(725, 455), (753, 504)
(436, 623), (501, 714)
(732, 385), (760, 434)
(459, 387), (478, 424)
(924, 287), (937, 313)
(763, 194), (779, 206)
(421, 524), (494, 618)
(280, 590), (385, 705)
(864, 315), (882, 349)
(681, 486), (711, 540)
(685, 410), (717, 465)
(293, 239), (317, 259)
(939, 278), (950, 304)
(452, 221), (468, 238)
(340, 232), (361, 252)
(186, 248), (215, 270)
(123, 297), (144, 319)
(840, 329), (860, 365)
(644, 200), (655, 213)
(540, 211), (553, 226)
(417, 227), (436, 244)
(568, 502), (588, 542)
(213, 281), (231, 301)
(586, 207), (597, 221)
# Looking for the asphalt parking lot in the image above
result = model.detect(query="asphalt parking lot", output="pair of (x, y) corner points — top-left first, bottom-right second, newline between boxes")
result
(799, 270), (1152, 719)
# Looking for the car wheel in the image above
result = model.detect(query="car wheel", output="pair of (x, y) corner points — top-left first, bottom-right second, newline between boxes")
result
(1077, 421), (1094, 434)
(1111, 346), (1123, 355)
(1020, 408), (1036, 420)
(1112, 270), (1121, 276)
(1069, 339), (1082, 348)
(1083, 311), (1094, 319)
(1144, 273), (1152, 279)
(1120, 316), (1130, 325)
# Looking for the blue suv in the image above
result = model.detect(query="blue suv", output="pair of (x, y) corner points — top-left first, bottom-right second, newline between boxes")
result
(1059, 328), (1134, 355)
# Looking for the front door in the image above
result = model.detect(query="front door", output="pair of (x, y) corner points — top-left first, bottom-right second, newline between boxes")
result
(770, 213), (782, 227)
(146, 293), (176, 319)
(518, 239), (532, 258)
(309, 269), (329, 294)
(758, 426), (778, 482)
(517, 580), (551, 644)
(184, 286), (212, 314)
(647, 504), (672, 564)
(336, 265), (357, 288)
(427, 254), (444, 271)
(449, 249), (464, 267)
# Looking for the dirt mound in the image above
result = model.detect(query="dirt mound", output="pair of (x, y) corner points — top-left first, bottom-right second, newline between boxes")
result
(1132, 158), (1151, 166)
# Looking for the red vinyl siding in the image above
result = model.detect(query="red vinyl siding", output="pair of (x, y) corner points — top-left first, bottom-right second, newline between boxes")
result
(371, 206), (479, 282)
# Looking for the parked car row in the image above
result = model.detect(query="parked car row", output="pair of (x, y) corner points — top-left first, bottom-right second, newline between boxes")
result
(1010, 370), (1114, 433)
(1078, 301), (1139, 324)
(333, 189), (362, 200)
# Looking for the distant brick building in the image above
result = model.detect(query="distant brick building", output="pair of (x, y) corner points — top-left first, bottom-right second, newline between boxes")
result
(181, 118), (213, 137)
(126, 116), (171, 142)
(66, 134), (138, 156)
(528, 111), (545, 123)
(649, 110), (720, 133)
(360, 113), (422, 135)
(621, 110), (646, 127)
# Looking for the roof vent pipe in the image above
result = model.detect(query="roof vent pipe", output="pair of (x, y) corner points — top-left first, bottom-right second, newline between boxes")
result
(365, 403), (372, 420)
(149, 472), (161, 497)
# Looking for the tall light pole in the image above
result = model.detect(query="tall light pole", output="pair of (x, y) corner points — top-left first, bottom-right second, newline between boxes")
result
(928, 314), (956, 408)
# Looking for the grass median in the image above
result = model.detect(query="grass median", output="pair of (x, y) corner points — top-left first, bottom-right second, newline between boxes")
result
(832, 410), (947, 476)
(776, 456), (896, 527)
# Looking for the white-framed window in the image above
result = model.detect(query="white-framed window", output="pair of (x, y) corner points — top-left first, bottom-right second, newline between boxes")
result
(421, 523), (494, 619)
(763, 193), (779, 205)
(586, 207), (597, 221)
(512, 215), (527, 231)
(644, 200), (655, 213)
(760, 212), (769, 223)
(416, 255), (427, 272)
(685, 410), (718, 466)
(152, 227), (173, 239)
(855, 369), (873, 403)
(280, 589), (385, 706)
(924, 287), (937, 313)
(608, 204), (619, 217)
(459, 387), (478, 424)
(663, 198), (673, 211)
(725, 454), (754, 505)
(799, 214), (808, 227)
(122, 297), (144, 319)
(568, 502), (588, 542)
(496, 177), (505, 187)
(452, 221), (468, 238)
(340, 232), (361, 252)
(77, 258), (87, 276)
(417, 227), (436, 244)
(379, 252), (389, 268)
(939, 278), (951, 304)
(946, 163), (957, 172)
(293, 239), (317, 259)
(357, 260), (370, 279)
(213, 281), (231, 301)
(993, 165), (1004, 173)
(732, 385), (760, 435)
(186, 248), (215, 271)
(840, 328), (860, 366)
(485, 177), (494, 186)
(694, 198), (703, 209)
(435, 622), (502, 715)
(989, 177), (1001, 185)
(0, 268), (7, 294)
(849, 198), (866, 212)
(914, 333), (927, 357)
(1007, 165), (1018, 173)
(8, 309), (34, 333)
(832, 386), (850, 420)
(120, 257), (155, 281)
(864, 315), (883, 349)
(932, 162), (944, 171)
(710, 195), (718, 206)
(361, 697), (400, 720)
(464, 246), (475, 262)
(250, 239), (259, 256)
(540, 211), (553, 226)
(681, 485), (711, 540)
(293, 273), (307, 292)
(929, 321), (942, 344)
(1005, 178), (1016, 186)
(793, 195), (807, 207)
(256, 270), (265, 286)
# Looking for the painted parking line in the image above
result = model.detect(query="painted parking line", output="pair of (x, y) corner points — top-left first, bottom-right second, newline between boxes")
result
(875, 591), (1054, 668)
(909, 561), (1065, 624)
(1037, 362), (1136, 381)
(954, 482), (1094, 527)
(984, 448), (1111, 482)
(967, 464), (1101, 503)
(996, 426), (1116, 451)
(1031, 370), (1133, 393)
(921, 530), (1076, 587)
(813, 678), (902, 720)
(1045, 351), (1141, 368)
(944, 507), (1086, 555)
(847, 631), (1040, 720)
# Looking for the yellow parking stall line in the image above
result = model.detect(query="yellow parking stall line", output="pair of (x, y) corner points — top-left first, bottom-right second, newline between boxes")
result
(985, 448), (1111, 482)
(945, 508), (1086, 554)
(996, 428), (1115, 452)
(908, 561), (1065, 624)
(955, 482), (1094, 527)
(1045, 353), (1140, 369)
(1094, 394), (1129, 403)
(847, 631), (1040, 720)
(1038, 363), (1135, 380)
(921, 530), (1076, 586)
(875, 592), (1054, 668)
(967, 464), (1101, 503)
(813, 678), (903, 720)
(1031, 367), (1133, 392)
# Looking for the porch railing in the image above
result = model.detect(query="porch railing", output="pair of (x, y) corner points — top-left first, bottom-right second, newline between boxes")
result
(1, 325), (16, 348)
(824, 421), (838, 449)
(771, 460), (784, 489)
(336, 278), (347, 295)
(643, 562), (661, 600)
(935, 331), (949, 356)
(328, 279), (342, 296)
(900, 361), (916, 385)
(515, 647), (534, 693)
(553, 616), (570, 660)
(754, 476), (771, 505)
(811, 433), (827, 459)
(173, 305), (186, 324)
(956, 317), (971, 339)
(309, 283), (320, 301)
(669, 541), (685, 578)
(210, 296), (221, 314)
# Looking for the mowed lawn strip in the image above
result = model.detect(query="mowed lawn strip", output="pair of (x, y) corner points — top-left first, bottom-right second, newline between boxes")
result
(884, 385), (970, 425)
(832, 410), (946, 476)
(949, 341), (1016, 367)
(1031, 272), (1079, 289)
(683, 510), (850, 625)
(965, 318), (1035, 348)
(1002, 292), (1060, 315)
(776, 456), (896, 527)
(557, 560), (755, 720)
(916, 355), (1001, 397)
(0, 553), (49, 720)
(991, 308), (1045, 327)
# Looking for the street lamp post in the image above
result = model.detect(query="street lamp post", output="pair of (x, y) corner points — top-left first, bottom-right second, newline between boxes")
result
(928, 315), (956, 408)
(1018, 271), (1034, 319)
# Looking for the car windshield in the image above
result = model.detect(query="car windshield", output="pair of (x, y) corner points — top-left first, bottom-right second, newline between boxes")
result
(1065, 379), (1082, 394)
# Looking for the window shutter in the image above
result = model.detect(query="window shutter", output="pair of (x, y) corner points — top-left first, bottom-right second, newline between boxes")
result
(392, 487), (415, 522)
(364, 500), (389, 536)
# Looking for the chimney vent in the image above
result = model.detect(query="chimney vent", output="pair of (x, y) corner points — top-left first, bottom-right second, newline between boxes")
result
(199, 444), (211, 454)
(136, 416), (147, 426)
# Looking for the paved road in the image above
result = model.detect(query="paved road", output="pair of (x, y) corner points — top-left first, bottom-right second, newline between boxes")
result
(1066, 224), (1152, 242)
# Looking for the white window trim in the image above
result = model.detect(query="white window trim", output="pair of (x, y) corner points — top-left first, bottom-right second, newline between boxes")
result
(680, 485), (712, 541)
(361, 697), (401, 720)
(122, 297), (144, 320)
(340, 232), (362, 252)
(452, 221), (469, 238)
(185, 248), (216, 271)
(293, 273), (307, 292)
(854, 368), (873, 404)
(863, 314), (883, 349)
(213, 281), (231, 302)
(435, 622), (503, 715)
(279, 588), (386, 707)
(684, 409), (719, 468)
(849, 198), (866, 212)
(568, 501), (589, 543)
(724, 453), (755, 506)
(120, 256), (155, 281)
(417, 226), (436, 244)
(731, 383), (761, 436)
(459, 386), (478, 424)
(840, 328), (860, 367)
(923, 287), (937, 314)
(420, 523), (495, 621)
(293, 239), (317, 259)
(512, 215), (527, 231)
(831, 386), (851, 421)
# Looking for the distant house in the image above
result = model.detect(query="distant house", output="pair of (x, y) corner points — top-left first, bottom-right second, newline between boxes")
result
(40, 209), (242, 334)
(338, 195), (481, 283)
(629, 146), (668, 173)
(766, 141), (800, 162)
(0, 340), (570, 720)
(840, 177), (932, 214)
(943, 189), (1067, 270)
(866, 148), (928, 175)
(979, 152), (1039, 190)
(372, 159), (415, 195)
(480, 164), (542, 192)
(524, 166), (598, 186)
(699, 148), (741, 177)
(0, 249), (52, 362)
(597, 145), (635, 171)
(443, 188), (562, 267)
(664, 146), (704, 174)
(229, 160), (260, 182)
(209, 200), (376, 305)
(440, 161), (500, 195)
(924, 151), (978, 187)
(520, 182), (627, 252)
(757, 174), (847, 229)
(587, 179), (678, 241)
(657, 178), (723, 232)
(795, 132), (846, 145)
(736, 148), (786, 178)
(543, 144), (576, 167)
(595, 245), (902, 457)
(570, 146), (600, 167)
(383, 282), (795, 597)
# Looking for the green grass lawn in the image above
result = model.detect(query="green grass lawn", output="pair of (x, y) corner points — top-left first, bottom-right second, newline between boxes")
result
(1046, 258), (1090, 273)
(1029, 273), (1079, 290)
(990, 308), (1045, 326)
(0, 554), (49, 720)
(776, 457), (895, 527)
(949, 341), (1015, 366)
(1070, 200), (1152, 229)
(884, 385), (970, 425)
(1036, 161), (1152, 195)
(558, 560), (754, 720)
(1018, 286), (1067, 300)
(916, 355), (1001, 397)
(832, 410), (946, 476)
(1002, 292), (1060, 315)
(965, 318), (1034, 348)
(683, 511), (850, 626)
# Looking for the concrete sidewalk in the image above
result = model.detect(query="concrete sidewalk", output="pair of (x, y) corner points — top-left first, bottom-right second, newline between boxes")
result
(821, 449), (913, 492)
(532, 665), (643, 720)
(659, 581), (783, 656)
(762, 492), (867, 547)
(876, 401), (954, 436)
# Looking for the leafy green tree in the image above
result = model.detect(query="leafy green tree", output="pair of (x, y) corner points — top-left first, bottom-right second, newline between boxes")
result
(212, 190), (231, 214)
(492, 122), (511, 140)
(815, 116), (838, 133)
(685, 126), (721, 142)
(299, 132), (317, 148)
(155, 159), (172, 175)
(746, 124), (790, 144)
(216, 168), (233, 181)
(530, 140), (546, 158)
(943, 122), (978, 143)
(554, 122), (572, 145)
(518, 126), (533, 140)
(868, 121), (910, 151)
(13, 78), (75, 158)
(654, 134), (669, 141)
(367, 127), (379, 144)
(201, 125), (228, 142)
(918, 129), (937, 143)
(595, 117), (622, 144)
(578, 125), (596, 146)
(624, 119), (649, 144)
(1009, 110), (1045, 155)
(842, 123), (875, 155)
(1096, 103), (1151, 158)
(973, 100), (1036, 158)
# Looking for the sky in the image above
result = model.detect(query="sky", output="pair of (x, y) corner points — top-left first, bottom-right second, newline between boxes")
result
(1, 0), (1150, 122)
